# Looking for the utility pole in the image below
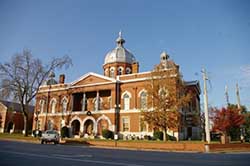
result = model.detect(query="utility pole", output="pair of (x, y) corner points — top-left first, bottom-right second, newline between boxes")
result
(225, 85), (230, 106)
(236, 83), (244, 142)
(202, 68), (211, 143)
(236, 83), (241, 110)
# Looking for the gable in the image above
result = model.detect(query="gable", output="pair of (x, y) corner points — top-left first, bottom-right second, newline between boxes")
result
(71, 72), (115, 86)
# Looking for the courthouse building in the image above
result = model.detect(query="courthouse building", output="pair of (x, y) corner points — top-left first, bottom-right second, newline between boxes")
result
(33, 32), (201, 140)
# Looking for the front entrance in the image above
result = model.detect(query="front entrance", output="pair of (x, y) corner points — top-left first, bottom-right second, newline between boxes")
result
(71, 120), (80, 136)
(84, 119), (94, 135)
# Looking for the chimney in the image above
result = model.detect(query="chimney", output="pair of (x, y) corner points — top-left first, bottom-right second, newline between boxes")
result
(132, 62), (139, 74)
(59, 74), (65, 84)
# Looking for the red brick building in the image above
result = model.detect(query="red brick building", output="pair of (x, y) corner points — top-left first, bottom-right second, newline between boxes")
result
(33, 32), (201, 140)
(0, 100), (34, 133)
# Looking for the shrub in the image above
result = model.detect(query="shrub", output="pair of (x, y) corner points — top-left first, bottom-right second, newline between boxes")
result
(153, 131), (163, 140)
(167, 134), (176, 141)
(144, 135), (152, 140)
(61, 127), (69, 138)
(32, 130), (42, 137)
(102, 129), (114, 139)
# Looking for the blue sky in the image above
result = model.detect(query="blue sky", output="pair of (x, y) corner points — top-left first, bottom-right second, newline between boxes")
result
(0, 0), (249, 109)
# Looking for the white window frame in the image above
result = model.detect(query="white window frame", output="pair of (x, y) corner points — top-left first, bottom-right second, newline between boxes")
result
(61, 97), (68, 113)
(110, 67), (115, 78)
(122, 91), (131, 111)
(122, 117), (130, 132)
(50, 98), (57, 114)
(39, 99), (45, 113)
(139, 90), (147, 110)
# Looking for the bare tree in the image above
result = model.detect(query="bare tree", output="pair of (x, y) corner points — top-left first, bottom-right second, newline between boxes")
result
(142, 64), (192, 141)
(0, 49), (72, 136)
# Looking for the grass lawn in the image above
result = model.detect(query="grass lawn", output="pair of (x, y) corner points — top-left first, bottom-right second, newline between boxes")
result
(0, 133), (39, 141)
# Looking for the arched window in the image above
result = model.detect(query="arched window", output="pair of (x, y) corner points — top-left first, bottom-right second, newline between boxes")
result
(50, 99), (57, 114)
(110, 68), (115, 78)
(140, 91), (147, 110)
(62, 98), (68, 113)
(39, 99), (45, 113)
(123, 93), (130, 111)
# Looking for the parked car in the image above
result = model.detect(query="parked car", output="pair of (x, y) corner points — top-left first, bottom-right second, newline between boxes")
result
(41, 130), (60, 144)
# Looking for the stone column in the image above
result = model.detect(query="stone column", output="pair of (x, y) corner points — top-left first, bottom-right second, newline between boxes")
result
(82, 92), (86, 111)
(95, 91), (99, 111)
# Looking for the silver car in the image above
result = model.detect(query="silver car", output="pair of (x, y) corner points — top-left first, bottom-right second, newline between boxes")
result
(41, 130), (60, 144)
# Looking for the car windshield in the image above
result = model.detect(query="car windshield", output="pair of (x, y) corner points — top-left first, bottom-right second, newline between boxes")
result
(46, 130), (57, 134)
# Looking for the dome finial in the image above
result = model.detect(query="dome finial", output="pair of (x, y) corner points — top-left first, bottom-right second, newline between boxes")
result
(116, 30), (125, 47)
(119, 30), (122, 38)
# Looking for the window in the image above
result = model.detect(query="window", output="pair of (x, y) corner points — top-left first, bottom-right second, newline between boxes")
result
(140, 121), (147, 132)
(140, 91), (147, 110)
(126, 67), (131, 74)
(118, 67), (123, 75)
(110, 68), (115, 78)
(123, 93), (130, 110)
(50, 99), (57, 113)
(39, 100), (45, 113)
(122, 117), (130, 132)
(62, 98), (68, 113)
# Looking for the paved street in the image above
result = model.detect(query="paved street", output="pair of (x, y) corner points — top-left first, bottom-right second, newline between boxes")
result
(0, 140), (250, 166)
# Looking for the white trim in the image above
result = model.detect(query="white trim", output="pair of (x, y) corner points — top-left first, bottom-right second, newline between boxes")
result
(110, 67), (115, 71)
(71, 72), (116, 85)
(121, 91), (132, 98)
(120, 109), (140, 113)
(119, 74), (178, 84)
(96, 114), (113, 131)
(70, 81), (116, 89)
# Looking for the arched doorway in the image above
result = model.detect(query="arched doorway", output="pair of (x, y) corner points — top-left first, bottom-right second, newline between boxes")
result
(7, 122), (14, 133)
(97, 119), (109, 135)
(71, 120), (80, 136)
(84, 119), (94, 135)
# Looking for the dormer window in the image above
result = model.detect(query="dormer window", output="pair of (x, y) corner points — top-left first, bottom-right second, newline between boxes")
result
(126, 67), (131, 74)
